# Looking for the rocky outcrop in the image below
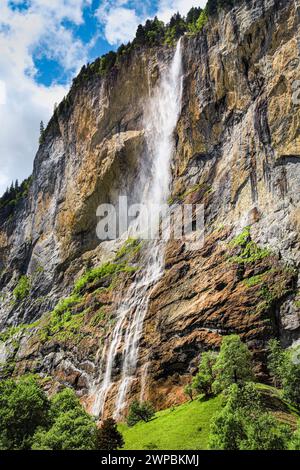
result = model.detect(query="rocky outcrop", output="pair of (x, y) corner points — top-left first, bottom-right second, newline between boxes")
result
(0, 0), (300, 415)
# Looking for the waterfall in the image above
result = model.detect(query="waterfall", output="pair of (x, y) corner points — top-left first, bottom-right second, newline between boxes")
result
(92, 38), (183, 419)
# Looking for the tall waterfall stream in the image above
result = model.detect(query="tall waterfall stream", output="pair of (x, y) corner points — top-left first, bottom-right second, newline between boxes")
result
(92, 39), (183, 419)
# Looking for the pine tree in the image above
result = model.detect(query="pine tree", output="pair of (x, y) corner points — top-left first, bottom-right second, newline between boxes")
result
(96, 418), (124, 451)
(39, 121), (45, 144)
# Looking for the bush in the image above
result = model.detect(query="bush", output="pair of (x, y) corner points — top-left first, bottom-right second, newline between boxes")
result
(127, 401), (155, 427)
(73, 262), (124, 294)
(13, 275), (31, 302)
(96, 418), (124, 450)
(184, 384), (194, 401)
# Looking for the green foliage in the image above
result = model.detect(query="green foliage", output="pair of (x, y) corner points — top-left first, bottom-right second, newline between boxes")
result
(0, 320), (40, 344)
(186, 6), (202, 26)
(32, 408), (96, 450)
(50, 387), (82, 416)
(240, 413), (292, 450)
(115, 238), (142, 260)
(39, 120), (45, 144)
(212, 335), (253, 393)
(40, 294), (84, 342)
(96, 418), (124, 450)
(0, 376), (50, 450)
(74, 262), (126, 294)
(281, 348), (300, 409)
(39, 251), (137, 342)
(32, 387), (97, 450)
(267, 341), (300, 409)
(127, 401), (155, 427)
(230, 226), (251, 248)
(184, 384), (194, 401)
(13, 275), (31, 302)
(209, 383), (291, 450)
(290, 423), (300, 450)
(267, 339), (286, 388)
(192, 10), (209, 33)
(229, 227), (270, 264)
(192, 351), (217, 397)
(0, 176), (32, 215)
(243, 273), (265, 287)
(164, 13), (187, 46)
(209, 404), (246, 450)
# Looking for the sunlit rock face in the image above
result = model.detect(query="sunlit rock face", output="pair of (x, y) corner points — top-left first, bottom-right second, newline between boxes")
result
(0, 0), (300, 416)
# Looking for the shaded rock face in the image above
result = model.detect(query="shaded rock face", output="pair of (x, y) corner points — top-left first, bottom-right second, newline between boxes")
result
(0, 0), (300, 414)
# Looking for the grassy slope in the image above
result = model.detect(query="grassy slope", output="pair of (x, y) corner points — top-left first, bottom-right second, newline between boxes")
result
(119, 395), (222, 450)
(119, 385), (300, 451)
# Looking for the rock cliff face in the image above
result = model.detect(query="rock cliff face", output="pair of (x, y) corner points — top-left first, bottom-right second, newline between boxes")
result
(1, 0), (300, 416)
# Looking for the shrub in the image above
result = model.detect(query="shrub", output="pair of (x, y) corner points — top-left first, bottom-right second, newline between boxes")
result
(13, 275), (31, 302)
(184, 384), (194, 401)
(73, 262), (124, 294)
(229, 227), (270, 264)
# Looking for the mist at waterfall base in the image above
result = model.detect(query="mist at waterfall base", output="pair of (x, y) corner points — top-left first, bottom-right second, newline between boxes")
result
(91, 39), (183, 420)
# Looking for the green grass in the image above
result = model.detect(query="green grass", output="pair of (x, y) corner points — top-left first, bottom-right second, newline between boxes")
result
(119, 395), (222, 450)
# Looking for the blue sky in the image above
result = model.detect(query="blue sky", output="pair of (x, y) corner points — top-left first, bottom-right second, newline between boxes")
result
(0, 0), (206, 194)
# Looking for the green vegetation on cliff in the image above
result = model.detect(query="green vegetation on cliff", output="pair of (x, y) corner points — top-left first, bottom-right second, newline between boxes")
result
(0, 176), (32, 216)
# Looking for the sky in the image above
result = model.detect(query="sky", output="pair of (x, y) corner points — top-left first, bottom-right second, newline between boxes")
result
(0, 0), (206, 195)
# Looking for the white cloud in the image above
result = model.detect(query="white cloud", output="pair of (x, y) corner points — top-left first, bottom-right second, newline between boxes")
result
(0, 80), (6, 105)
(0, 0), (91, 194)
(96, 1), (141, 46)
(102, 7), (140, 45)
(96, 0), (207, 46)
(157, 0), (207, 23)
